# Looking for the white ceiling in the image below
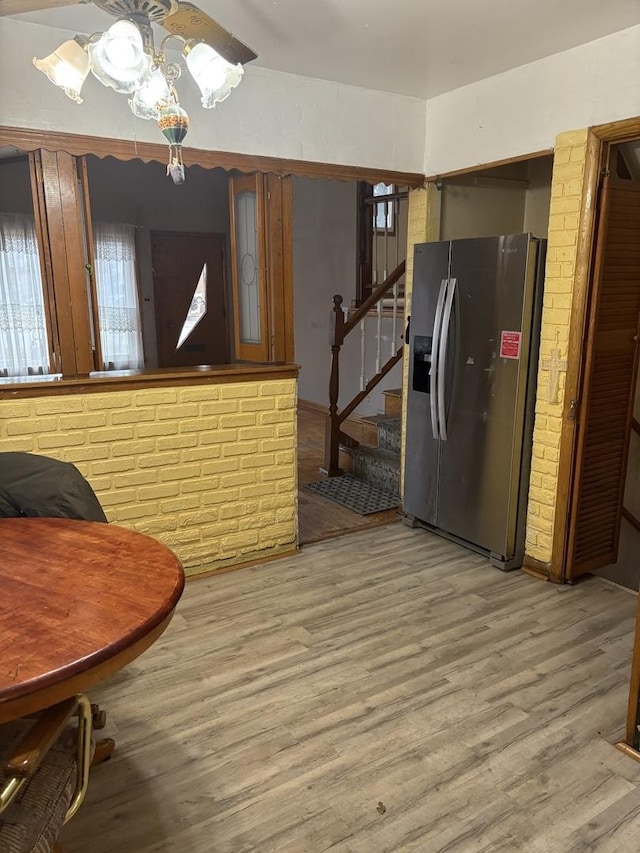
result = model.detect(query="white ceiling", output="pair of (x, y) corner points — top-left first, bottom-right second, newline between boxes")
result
(10, 0), (640, 99)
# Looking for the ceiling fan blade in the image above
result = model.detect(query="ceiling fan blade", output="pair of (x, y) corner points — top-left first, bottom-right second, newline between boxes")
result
(162, 2), (257, 66)
(0, 0), (83, 15)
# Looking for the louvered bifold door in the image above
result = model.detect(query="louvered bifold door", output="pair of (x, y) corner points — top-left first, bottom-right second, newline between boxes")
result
(566, 177), (640, 580)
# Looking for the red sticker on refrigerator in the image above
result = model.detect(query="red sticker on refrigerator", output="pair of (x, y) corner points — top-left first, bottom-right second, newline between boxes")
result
(500, 331), (521, 359)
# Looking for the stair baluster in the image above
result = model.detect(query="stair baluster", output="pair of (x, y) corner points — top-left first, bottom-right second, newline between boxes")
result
(324, 260), (406, 475)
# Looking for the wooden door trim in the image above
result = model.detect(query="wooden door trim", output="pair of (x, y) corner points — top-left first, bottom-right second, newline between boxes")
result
(78, 156), (103, 372)
(37, 150), (93, 376)
(29, 151), (60, 373)
(550, 115), (640, 581)
(0, 125), (424, 188)
(266, 174), (294, 363)
(424, 148), (554, 182)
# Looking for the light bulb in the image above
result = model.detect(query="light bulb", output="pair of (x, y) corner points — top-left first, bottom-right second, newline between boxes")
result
(89, 19), (152, 94)
(185, 41), (244, 109)
(129, 68), (171, 120)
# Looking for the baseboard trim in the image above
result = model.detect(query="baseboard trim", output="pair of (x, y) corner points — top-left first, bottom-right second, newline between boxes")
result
(521, 554), (552, 581)
(298, 398), (327, 415)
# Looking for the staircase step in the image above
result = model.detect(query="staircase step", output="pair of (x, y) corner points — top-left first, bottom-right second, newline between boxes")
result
(351, 447), (400, 496)
(383, 388), (402, 418)
(377, 417), (401, 453)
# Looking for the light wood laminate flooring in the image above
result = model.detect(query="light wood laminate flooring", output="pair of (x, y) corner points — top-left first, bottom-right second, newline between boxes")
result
(61, 525), (640, 852)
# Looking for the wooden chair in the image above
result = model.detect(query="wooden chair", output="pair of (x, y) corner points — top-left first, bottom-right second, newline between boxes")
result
(0, 695), (94, 853)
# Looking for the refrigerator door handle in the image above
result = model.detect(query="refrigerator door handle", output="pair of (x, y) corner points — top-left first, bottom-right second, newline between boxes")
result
(430, 278), (448, 439)
(438, 277), (457, 441)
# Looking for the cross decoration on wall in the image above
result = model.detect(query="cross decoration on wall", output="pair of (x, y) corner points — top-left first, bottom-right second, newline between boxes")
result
(540, 331), (568, 403)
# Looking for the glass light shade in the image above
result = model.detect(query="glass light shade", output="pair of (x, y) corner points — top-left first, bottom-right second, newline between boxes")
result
(128, 68), (171, 120)
(33, 37), (90, 104)
(88, 20), (152, 94)
(185, 42), (244, 108)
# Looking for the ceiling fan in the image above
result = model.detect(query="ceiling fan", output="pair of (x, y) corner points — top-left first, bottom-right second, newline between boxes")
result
(1, 0), (258, 66)
(11, 0), (258, 183)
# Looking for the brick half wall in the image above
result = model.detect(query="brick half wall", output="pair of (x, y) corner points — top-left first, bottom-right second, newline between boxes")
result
(0, 378), (298, 576)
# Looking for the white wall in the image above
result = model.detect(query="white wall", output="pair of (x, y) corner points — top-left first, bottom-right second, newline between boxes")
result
(523, 158), (553, 238)
(5, 19), (640, 186)
(0, 17), (426, 174)
(440, 183), (526, 241)
(292, 177), (402, 417)
(424, 25), (640, 176)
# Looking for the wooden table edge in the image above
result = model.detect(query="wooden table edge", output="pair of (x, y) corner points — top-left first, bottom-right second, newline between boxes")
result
(0, 611), (176, 723)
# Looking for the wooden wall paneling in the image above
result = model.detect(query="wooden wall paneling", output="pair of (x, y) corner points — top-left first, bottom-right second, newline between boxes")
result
(266, 173), (284, 362)
(78, 156), (103, 372)
(0, 126), (424, 188)
(37, 150), (80, 375)
(281, 175), (295, 364)
(29, 150), (60, 373)
(266, 174), (294, 363)
(56, 151), (94, 375)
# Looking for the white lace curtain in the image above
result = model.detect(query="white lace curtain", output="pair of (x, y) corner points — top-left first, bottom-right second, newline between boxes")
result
(0, 212), (50, 377)
(93, 222), (143, 370)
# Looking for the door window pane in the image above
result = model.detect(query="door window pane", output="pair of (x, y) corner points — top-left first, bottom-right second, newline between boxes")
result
(234, 189), (261, 344)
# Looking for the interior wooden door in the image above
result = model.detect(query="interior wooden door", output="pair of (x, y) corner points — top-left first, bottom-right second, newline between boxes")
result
(151, 231), (228, 368)
(565, 177), (640, 580)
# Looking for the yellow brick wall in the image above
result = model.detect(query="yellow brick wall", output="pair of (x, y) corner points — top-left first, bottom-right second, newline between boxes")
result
(0, 379), (298, 576)
(524, 129), (590, 564)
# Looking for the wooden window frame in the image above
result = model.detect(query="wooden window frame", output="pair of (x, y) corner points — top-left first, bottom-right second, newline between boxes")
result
(0, 125), (423, 385)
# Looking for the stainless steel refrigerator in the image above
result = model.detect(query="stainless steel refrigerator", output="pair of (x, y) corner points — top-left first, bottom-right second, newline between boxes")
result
(403, 233), (545, 570)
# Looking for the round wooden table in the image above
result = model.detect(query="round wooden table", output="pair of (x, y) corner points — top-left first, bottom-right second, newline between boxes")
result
(0, 517), (185, 723)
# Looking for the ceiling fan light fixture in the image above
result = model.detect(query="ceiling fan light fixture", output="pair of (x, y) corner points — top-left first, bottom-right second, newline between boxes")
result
(33, 36), (90, 105)
(88, 19), (153, 94)
(128, 66), (172, 120)
(184, 41), (244, 109)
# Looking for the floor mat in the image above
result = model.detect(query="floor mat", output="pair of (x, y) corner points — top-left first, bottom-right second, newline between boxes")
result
(304, 474), (400, 515)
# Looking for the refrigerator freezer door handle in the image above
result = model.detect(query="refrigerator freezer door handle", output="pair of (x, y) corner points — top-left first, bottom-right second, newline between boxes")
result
(438, 277), (457, 441)
(430, 278), (448, 439)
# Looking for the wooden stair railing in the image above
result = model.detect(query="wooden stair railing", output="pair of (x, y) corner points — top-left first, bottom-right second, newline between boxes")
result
(325, 260), (406, 476)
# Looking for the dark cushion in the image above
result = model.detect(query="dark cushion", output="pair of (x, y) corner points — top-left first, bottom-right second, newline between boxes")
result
(0, 453), (107, 523)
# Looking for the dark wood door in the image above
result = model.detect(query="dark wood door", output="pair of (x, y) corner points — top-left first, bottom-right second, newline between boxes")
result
(566, 177), (640, 580)
(151, 231), (229, 368)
